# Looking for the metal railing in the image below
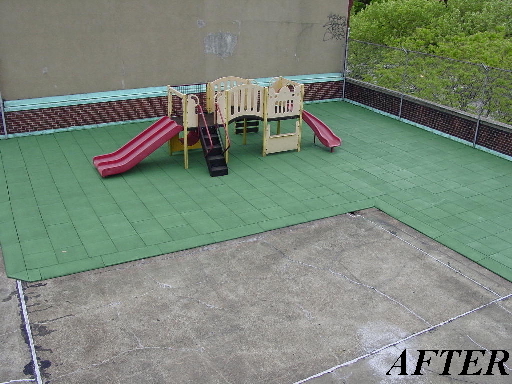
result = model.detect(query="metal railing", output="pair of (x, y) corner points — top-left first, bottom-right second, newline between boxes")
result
(344, 39), (512, 127)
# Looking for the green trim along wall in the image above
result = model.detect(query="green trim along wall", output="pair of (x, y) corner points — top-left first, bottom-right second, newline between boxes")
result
(4, 74), (343, 112)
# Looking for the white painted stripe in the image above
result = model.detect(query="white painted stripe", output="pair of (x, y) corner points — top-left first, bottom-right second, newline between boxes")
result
(16, 281), (42, 384)
(294, 293), (512, 383)
(358, 214), (503, 297)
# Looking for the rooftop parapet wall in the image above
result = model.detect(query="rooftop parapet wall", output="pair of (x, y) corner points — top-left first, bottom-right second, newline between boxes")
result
(2, 74), (343, 136)
(344, 79), (512, 159)
(0, 0), (348, 100)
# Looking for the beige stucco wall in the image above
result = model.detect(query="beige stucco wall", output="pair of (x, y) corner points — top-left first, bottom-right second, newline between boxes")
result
(0, 0), (348, 100)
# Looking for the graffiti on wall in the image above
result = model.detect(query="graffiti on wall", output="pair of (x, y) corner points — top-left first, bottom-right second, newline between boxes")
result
(323, 13), (347, 41)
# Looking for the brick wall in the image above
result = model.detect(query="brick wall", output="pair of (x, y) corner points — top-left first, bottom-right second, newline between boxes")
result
(3, 81), (343, 135)
(345, 79), (512, 157)
(5, 96), (169, 135)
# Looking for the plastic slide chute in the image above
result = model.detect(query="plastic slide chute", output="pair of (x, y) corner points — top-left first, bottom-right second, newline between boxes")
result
(93, 116), (183, 177)
(302, 110), (341, 152)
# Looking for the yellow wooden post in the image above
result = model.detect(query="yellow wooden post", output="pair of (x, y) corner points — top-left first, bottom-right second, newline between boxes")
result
(262, 87), (268, 157)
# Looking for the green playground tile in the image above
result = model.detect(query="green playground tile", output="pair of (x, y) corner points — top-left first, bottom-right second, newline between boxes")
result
(72, 216), (103, 232)
(467, 240), (497, 256)
(190, 219), (223, 235)
(122, 206), (155, 222)
(452, 186), (481, 198)
(248, 196), (276, 210)
(334, 189), (362, 203)
(161, 234), (215, 254)
(475, 236), (512, 253)
(95, 202), (125, 217)
(472, 220), (508, 236)
(88, 194), (117, 207)
(41, 209), (71, 226)
(84, 239), (117, 256)
(286, 187), (314, 201)
(17, 224), (49, 240)
(78, 227), (111, 243)
(213, 214), (245, 230)
(420, 206), (452, 220)
(302, 207), (338, 222)
(0, 225), (18, 244)
(490, 251), (512, 269)
(458, 224), (491, 240)
(171, 200), (201, 214)
(56, 245), (88, 263)
(139, 229), (171, 246)
(20, 238), (53, 255)
(67, 206), (98, 221)
(211, 224), (263, 243)
(477, 258), (512, 282)
(423, 182), (451, 194)
(320, 194), (349, 208)
(101, 246), (162, 267)
(24, 269), (42, 282)
(156, 213), (189, 230)
(302, 196), (330, 211)
(496, 227), (512, 241)
(132, 218), (165, 234)
(39, 257), (105, 280)
(259, 214), (308, 232)
(455, 210), (487, 224)
(1, 244), (26, 274)
(260, 206), (291, 220)
(112, 234), (146, 252)
(435, 202), (468, 215)
(103, 222), (137, 239)
(436, 216), (470, 231)
(403, 198), (433, 211)
(203, 204), (234, 219)
(234, 209), (267, 225)
(167, 225), (198, 241)
(23, 251), (59, 269)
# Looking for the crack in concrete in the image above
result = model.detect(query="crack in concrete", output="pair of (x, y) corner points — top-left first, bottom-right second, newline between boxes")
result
(293, 293), (512, 383)
(466, 335), (511, 372)
(356, 213), (504, 298)
(49, 345), (205, 382)
(263, 240), (432, 326)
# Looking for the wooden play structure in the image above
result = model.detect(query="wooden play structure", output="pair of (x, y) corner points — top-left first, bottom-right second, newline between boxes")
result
(92, 75), (339, 178)
(166, 76), (308, 176)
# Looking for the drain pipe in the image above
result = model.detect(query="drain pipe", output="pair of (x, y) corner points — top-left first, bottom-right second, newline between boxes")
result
(0, 91), (7, 138)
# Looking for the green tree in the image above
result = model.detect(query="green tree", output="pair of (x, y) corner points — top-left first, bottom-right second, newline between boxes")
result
(350, 0), (512, 69)
(348, 0), (512, 124)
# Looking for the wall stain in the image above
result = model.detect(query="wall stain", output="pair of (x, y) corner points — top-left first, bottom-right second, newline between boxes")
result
(204, 32), (238, 58)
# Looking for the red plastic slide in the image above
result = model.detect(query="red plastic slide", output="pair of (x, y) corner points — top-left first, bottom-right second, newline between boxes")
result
(302, 110), (342, 152)
(93, 116), (183, 177)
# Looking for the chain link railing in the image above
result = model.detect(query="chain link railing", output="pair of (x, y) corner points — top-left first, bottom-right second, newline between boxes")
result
(345, 39), (512, 126)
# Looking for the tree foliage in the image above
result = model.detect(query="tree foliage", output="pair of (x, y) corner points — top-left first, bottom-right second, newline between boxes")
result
(350, 0), (512, 69)
(348, 0), (512, 124)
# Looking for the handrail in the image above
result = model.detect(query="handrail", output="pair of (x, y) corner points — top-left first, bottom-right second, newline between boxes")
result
(195, 103), (214, 155)
(215, 102), (231, 154)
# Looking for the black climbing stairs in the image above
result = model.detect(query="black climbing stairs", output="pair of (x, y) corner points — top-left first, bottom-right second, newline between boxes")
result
(235, 119), (259, 134)
(199, 125), (228, 177)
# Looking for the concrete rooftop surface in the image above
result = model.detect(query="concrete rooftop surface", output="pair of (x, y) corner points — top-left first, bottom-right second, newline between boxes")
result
(1, 209), (511, 383)
(0, 101), (511, 382)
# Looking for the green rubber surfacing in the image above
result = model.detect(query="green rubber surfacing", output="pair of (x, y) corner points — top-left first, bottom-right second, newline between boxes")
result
(0, 101), (511, 281)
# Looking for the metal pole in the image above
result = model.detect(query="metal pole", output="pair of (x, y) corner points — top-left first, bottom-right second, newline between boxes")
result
(0, 92), (7, 138)
(472, 64), (489, 148)
(398, 47), (409, 120)
(342, 28), (350, 100)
